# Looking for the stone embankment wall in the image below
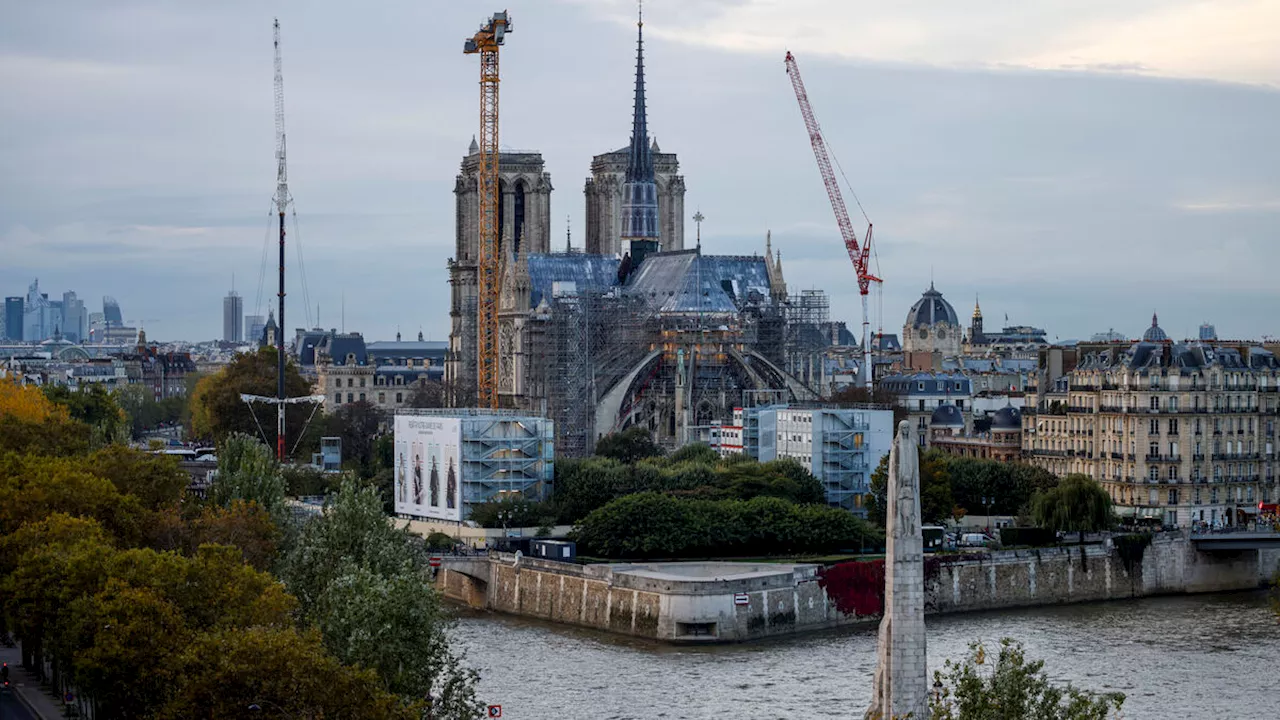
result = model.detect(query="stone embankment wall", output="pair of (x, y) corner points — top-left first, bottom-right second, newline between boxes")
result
(437, 534), (1280, 643)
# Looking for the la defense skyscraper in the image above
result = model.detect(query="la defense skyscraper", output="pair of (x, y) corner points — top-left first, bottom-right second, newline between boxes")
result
(223, 290), (243, 342)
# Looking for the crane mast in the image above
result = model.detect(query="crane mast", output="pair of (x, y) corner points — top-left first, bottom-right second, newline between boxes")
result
(784, 51), (880, 392)
(272, 18), (291, 459)
(464, 12), (512, 410)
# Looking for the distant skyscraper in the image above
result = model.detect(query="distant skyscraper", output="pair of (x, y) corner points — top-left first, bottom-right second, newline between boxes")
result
(61, 291), (87, 342)
(4, 297), (22, 341)
(246, 314), (266, 345)
(1199, 323), (1217, 341)
(223, 291), (244, 342)
(103, 296), (123, 328)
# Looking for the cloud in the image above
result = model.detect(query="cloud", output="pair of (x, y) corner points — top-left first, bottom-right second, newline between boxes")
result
(586, 0), (1280, 86)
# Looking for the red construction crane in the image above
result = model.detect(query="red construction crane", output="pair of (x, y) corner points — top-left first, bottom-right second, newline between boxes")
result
(784, 51), (881, 392)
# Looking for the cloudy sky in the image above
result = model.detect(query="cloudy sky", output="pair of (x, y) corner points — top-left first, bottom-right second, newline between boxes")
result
(3, 0), (1278, 343)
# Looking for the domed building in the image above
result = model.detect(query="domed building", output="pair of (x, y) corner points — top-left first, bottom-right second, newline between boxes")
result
(903, 282), (962, 356)
(1141, 312), (1169, 343)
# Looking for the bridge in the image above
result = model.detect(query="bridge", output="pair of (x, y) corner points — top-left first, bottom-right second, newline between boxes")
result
(1190, 530), (1280, 551)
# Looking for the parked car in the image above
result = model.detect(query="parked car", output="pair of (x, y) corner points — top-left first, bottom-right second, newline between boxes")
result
(959, 532), (996, 549)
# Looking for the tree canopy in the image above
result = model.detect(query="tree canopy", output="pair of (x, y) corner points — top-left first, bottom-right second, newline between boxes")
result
(594, 426), (665, 464)
(931, 639), (1125, 720)
(1032, 474), (1114, 542)
(188, 347), (315, 447)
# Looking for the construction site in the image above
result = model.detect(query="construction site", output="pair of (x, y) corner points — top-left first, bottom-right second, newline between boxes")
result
(445, 11), (880, 458)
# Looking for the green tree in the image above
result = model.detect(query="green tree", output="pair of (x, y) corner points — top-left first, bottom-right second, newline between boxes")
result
(314, 565), (483, 717)
(867, 449), (954, 527)
(1032, 474), (1114, 543)
(188, 347), (315, 447)
(594, 425), (664, 463)
(318, 399), (385, 474)
(469, 498), (557, 530)
(949, 457), (1059, 518)
(89, 445), (190, 511)
(156, 626), (417, 720)
(42, 384), (129, 443)
(930, 639), (1125, 720)
(278, 479), (481, 715)
(211, 433), (286, 514)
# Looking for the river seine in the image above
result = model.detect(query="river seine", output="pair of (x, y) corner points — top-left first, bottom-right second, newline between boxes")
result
(453, 591), (1279, 719)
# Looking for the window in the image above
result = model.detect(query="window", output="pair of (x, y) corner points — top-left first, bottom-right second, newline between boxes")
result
(346, 393), (353, 403)
(360, 378), (366, 388)
(347, 378), (354, 388)
(1149, 396), (1159, 410)
(956, 400), (964, 409)
(1168, 489), (1179, 505)
(1168, 465), (1177, 480)
(1169, 397), (1178, 412)
(332, 378), (339, 387)
(918, 400), (926, 411)
(359, 393), (365, 402)
(378, 393), (385, 403)
(395, 392), (403, 403)
(1168, 419), (1178, 435)
(1149, 418), (1159, 434)
(334, 393), (341, 404)
(1149, 488), (1159, 504)
(1148, 466), (1159, 481)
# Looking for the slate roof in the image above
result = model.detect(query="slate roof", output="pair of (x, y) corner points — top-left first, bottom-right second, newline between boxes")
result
(625, 250), (773, 315)
(905, 282), (959, 328)
(525, 253), (621, 308)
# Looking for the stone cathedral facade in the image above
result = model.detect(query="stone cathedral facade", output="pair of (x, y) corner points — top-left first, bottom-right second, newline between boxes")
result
(445, 146), (552, 402)
(584, 142), (686, 255)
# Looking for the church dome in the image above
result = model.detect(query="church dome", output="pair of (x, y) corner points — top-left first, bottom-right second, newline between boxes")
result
(906, 283), (959, 329)
(991, 405), (1022, 430)
(930, 403), (965, 428)
(1142, 312), (1168, 343)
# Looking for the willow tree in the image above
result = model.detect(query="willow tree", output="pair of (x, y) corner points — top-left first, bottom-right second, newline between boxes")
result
(1032, 474), (1113, 544)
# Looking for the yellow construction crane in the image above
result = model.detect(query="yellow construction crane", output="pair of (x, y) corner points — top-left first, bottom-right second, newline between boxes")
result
(464, 11), (512, 409)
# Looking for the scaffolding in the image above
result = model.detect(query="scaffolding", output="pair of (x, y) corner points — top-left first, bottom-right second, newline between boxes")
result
(784, 289), (832, 392)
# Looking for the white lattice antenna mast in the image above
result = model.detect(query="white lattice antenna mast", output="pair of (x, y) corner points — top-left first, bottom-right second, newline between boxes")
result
(273, 18), (290, 214)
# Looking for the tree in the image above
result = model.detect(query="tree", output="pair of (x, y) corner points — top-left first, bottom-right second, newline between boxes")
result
(211, 434), (286, 514)
(595, 426), (664, 464)
(278, 479), (481, 715)
(0, 376), (69, 422)
(949, 457), (1059, 518)
(313, 565), (483, 717)
(867, 449), (954, 527)
(1032, 474), (1114, 543)
(319, 400), (385, 474)
(0, 454), (147, 545)
(469, 498), (557, 530)
(187, 500), (281, 571)
(405, 379), (447, 408)
(42, 384), (129, 442)
(930, 639), (1125, 720)
(156, 626), (417, 720)
(188, 347), (315, 446)
(88, 445), (189, 511)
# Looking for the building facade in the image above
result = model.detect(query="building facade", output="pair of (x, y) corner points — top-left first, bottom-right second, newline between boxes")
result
(1023, 331), (1280, 528)
(748, 404), (893, 515)
(902, 283), (962, 357)
(223, 291), (244, 343)
(4, 297), (22, 341)
(878, 372), (974, 446)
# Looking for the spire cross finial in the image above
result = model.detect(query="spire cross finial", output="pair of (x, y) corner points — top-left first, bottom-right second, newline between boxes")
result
(638, 0), (643, 27)
(693, 210), (705, 249)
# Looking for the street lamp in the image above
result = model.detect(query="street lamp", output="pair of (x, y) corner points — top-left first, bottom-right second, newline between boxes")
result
(983, 496), (994, 534)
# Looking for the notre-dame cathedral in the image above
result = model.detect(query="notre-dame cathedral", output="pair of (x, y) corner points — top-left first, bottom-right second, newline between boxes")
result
(446, 14), (830, 456)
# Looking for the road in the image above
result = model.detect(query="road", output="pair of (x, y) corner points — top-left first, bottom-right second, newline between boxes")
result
(0, 691), (36, 720)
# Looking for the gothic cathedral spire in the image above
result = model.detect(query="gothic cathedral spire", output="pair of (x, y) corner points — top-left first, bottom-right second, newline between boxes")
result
(619, 3), (660, 244)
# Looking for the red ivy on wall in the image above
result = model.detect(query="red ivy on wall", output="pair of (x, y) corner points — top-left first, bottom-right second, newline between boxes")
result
(817, 560), (886, 617)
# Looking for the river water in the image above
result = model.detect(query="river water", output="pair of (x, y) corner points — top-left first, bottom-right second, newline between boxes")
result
(452, 592), (1280, 720)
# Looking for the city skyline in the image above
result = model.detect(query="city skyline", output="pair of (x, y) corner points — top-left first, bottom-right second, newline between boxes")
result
(2, 1), (1277, 343)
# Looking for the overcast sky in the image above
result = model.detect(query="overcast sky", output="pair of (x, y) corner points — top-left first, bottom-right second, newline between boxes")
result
(3, 0), (1278, 343)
